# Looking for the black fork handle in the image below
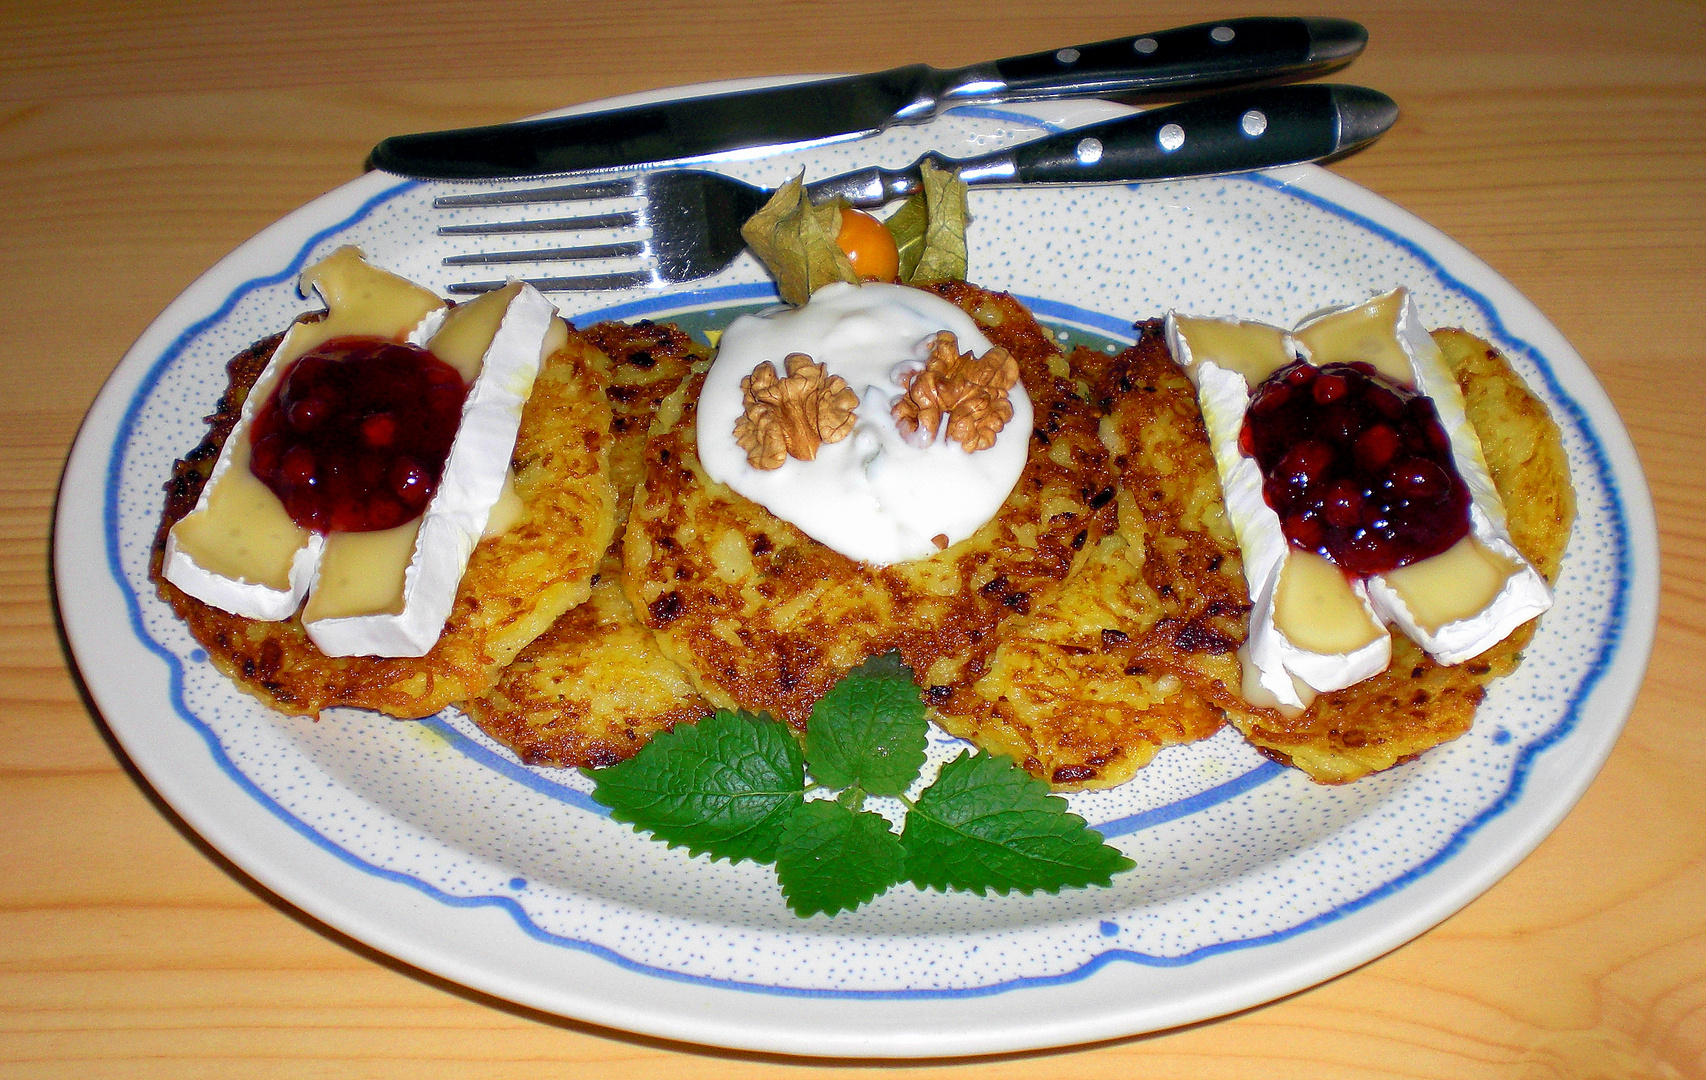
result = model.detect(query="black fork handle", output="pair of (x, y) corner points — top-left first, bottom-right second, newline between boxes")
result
(808, 84), (1397, 206)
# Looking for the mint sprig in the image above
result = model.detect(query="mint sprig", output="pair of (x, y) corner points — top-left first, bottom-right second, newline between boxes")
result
(584, 656), (1132, 916)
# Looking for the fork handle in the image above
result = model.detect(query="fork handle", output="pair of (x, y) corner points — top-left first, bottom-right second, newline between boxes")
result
(806, 84), (1397, 206)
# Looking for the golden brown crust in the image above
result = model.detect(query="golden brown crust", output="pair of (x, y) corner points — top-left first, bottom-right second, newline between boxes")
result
(463, 554), (712, 768)
(622, 282), (1114, 728)
(462, 320), (713, 767)
(929, 322), (1246, 789)
(1223, 328), (1576, 783)
(151, 320), (617, 719)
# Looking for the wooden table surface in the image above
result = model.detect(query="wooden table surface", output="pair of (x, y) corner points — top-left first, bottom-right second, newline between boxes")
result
(4, 0), (1702, 1076)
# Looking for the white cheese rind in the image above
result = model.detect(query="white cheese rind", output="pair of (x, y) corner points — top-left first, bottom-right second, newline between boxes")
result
(163, 248), (446, 620)
(1173, 321), (1391, 710)
(1364, 508), (1553, 665)
(303, 284), (557, 658)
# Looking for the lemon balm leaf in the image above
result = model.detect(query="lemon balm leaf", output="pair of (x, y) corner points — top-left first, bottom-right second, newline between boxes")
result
(804, 653), (928, 797)
(901, 752), (1134, 895)
(776, 800), (905, 917)
(587, 710), (804, 865)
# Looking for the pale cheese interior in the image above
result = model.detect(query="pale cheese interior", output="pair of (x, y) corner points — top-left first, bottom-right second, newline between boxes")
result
(302, 521), (422, 621)
(1173, 316), (1292, 387)
(1273, 549), (1386, 655)
(1379, 535), (1518, 633)
(1294, 290), (1413, 384)
(428, 282), (522, 380)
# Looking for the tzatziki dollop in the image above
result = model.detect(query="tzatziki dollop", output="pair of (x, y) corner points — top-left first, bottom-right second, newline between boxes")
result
(696, 283), (1032, 566)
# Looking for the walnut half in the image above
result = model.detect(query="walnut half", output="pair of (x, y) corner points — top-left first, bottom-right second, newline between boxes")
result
(892, 331), (1019, 452)
(733, 353), (860, 470)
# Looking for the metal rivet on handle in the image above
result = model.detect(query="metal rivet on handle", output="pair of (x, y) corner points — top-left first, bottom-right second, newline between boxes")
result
(1241, 109), (1269, 137)
(1133, 37), (1158, 54)
(1211, 25), (1236, 43)
(1075, 137), (1104, 165)
(1158, 123), (1185, 152)
(1055, 47), (1080, 64)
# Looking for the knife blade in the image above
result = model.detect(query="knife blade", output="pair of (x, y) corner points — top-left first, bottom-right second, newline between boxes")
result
(370, 16), (1367, 180)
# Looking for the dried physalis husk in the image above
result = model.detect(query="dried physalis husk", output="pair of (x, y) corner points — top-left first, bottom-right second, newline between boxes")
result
(892, 331), (1019, 452)
(733, 353), (860, 469)
(738, 172), (861, 307)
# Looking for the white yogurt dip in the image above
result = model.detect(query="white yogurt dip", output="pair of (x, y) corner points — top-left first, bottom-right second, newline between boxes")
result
(696, 283), (1032, 566)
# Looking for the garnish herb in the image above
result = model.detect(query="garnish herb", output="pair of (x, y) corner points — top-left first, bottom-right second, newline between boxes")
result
(587, 655), (1133, 917)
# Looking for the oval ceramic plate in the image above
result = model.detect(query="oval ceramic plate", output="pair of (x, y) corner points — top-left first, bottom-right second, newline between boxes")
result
(55, 83), (1658, 1057)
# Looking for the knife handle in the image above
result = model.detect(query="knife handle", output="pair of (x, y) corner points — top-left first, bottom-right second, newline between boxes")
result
(959, 17), (1366, 101)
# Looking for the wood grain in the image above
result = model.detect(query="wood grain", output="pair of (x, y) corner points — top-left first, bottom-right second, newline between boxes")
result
(2, 0), (1702, 1076)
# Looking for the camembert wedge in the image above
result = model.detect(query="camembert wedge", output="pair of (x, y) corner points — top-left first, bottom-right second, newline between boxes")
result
(1167, 289), (1553, 711)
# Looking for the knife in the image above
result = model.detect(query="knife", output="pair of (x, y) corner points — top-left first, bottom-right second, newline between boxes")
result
(370, 16), (1367, 180)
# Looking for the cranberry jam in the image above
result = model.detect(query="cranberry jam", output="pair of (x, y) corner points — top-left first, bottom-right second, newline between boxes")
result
(248, 335), (468, 533)
(1240, 360), (1470, 577)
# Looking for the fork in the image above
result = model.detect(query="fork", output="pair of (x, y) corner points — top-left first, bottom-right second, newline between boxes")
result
(433, 84), (1396, 294)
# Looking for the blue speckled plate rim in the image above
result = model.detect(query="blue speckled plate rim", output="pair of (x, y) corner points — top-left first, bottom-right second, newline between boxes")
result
(84, 143), (1637, 1005)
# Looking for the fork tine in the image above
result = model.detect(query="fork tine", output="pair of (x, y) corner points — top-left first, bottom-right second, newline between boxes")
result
(446, 270), (661, 294)
(439, 211), (638, 235)
(433, 179), (637, 207)
(443, 241), (646, 265)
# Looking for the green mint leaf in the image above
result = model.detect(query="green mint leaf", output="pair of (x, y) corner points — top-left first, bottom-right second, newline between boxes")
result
(805, 653), (928, 797)
(776, 800), (904, 917)
(587, 710), (804, 865)
(901, 752), (1135, 896)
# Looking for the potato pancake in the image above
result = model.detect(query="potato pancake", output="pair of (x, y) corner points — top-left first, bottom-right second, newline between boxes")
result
(462, 321), (713, 767)
(1221, 328), (1576, 783)
(929, 322), (1248, 790)
(623, 282), (1115, 727)
(152, 319), (617, 718)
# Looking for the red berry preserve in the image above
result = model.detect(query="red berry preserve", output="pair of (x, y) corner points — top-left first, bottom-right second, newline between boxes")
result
(248, 336), (469, 533)
(1240, 360), (1469, 577)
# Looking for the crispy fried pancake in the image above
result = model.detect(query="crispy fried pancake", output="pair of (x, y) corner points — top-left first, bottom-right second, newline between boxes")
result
(462, 321), (713, 767)
(1223, 328), (1576, 783)
(623, 282), (1114, 727)
(152, 321), (617, 719)
(929, 322), (1248, 789)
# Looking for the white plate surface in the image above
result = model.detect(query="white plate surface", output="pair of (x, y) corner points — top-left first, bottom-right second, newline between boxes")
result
(55, 85), (1659, 1057)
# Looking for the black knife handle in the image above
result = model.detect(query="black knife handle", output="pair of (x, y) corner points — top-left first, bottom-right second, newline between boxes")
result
(1001, 84), (1395, 185)
(972, 17), (1366, 100)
